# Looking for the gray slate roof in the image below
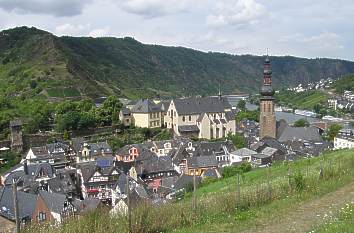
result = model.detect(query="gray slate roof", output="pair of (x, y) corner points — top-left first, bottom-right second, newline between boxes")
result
(0, 186), (37, 220)
(194, 141), (235, 156)
(46, 142), (69, 154)
(261, 147), (278, 156)
(231, 148), (257, 157)
(136, 156), (175, 175)
(187, 156), (218, 169)
(173, 96), (231, 115)
(4, 163), (54, 185)
(120, 107), (131, 116)
(278, 126), (322, 142)
(131, 99), (162, 113)
(178, 125), (199, 133)
(39, 190), (68, 213)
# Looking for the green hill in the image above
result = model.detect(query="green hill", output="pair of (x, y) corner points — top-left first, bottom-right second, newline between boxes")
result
(22, 149), (354, 233)
(1, 26), (354, 100)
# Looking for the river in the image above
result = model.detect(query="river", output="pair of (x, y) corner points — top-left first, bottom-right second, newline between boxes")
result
(227, 96), (354, 130)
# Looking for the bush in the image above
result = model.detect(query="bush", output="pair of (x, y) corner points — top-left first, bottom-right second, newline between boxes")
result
(291, 172), (305, 192)
(294, 119), (310, 127)
(222, 163), (251, 178)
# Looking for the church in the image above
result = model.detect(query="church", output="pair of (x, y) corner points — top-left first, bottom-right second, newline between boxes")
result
(258, 56), (322, 144)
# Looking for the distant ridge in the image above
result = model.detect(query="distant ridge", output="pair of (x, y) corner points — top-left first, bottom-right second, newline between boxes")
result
(1, 26), (354, 99)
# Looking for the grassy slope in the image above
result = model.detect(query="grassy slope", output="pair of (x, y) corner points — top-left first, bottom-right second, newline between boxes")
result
(275, 90), (328, 110)
(331, 74), (354, 94)
(23, 149), (354, 233)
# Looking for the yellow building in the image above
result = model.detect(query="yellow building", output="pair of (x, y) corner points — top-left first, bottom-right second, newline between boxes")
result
(130, 99), (164, 128)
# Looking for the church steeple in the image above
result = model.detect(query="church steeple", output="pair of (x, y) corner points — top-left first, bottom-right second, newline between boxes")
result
(259, 54), (276, 139)
(260, 55), (275, 97)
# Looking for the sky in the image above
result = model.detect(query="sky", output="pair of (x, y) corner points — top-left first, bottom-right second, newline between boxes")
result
(0, 0), (353, 61)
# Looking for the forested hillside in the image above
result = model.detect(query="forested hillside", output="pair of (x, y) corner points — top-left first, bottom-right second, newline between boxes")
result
(1, 26), (354, 137)
(1, 26), (354, 100)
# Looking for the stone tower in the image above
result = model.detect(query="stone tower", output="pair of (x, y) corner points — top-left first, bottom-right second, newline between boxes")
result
(259, 55), (276, 139)
(10, 118), (23, 153)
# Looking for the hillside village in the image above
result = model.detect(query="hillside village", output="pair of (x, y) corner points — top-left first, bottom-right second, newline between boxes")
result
(1, 56), (353, 232)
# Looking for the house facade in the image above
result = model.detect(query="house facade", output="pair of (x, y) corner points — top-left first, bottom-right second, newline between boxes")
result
(32, 191), (75, 223)
(164, 96), (236, 139)
(130, 99), (164, 128)
(334, 129), (354, 149)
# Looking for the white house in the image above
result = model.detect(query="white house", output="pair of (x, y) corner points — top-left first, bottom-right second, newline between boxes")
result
(164, 96), (236, 139)
(334, 129), (354, 149)
(229, 148), (257, 165)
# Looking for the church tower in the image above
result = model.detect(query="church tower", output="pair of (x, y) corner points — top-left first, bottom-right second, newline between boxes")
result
(259, 55), (276, 139)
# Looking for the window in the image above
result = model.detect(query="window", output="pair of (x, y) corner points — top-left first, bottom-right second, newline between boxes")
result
(38, 212), (46, 221)
(189, 116), (192, 121)
(182, 116), (185, 122)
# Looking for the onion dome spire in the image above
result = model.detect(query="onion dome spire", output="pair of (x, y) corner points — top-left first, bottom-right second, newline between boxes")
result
(260, 54), (275, 97)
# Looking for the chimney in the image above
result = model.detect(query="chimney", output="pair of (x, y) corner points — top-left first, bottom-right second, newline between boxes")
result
(24, 159), (28, 175)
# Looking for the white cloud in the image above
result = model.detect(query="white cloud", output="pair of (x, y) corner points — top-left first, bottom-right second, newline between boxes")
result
(88, 27), (110, 37)
(55, 23), (90, 35)
(0, 0), (93, 17)
(302, 32), (343, 49)
(118, 0), (191, 18)
(278, 32), (344, 50)
(207, 0), (266, 27)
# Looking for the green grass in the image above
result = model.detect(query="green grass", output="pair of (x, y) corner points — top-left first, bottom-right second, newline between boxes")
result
(23, 149), (354, 233)
(312, 203), (354, 233)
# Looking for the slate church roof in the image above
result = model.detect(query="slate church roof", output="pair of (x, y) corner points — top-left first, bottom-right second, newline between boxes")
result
(277, 126), (322, 142)
(173, 96), (231, 115)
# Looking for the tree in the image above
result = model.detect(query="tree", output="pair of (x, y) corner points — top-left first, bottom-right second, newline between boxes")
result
(228, 133), (246, 149)
(63, 130), (70, 140)
(96, 95), (123, 126)
(236, 110), (260, 122)
(237, 99), (246, 111)
(56, 111), (81, 132)
(326, 123), (342, 141)
(294, 119), (310, 127)
(314, 104), (322, 114)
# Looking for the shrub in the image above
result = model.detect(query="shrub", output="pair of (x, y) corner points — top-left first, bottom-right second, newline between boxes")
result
(222, 163), (251, 178)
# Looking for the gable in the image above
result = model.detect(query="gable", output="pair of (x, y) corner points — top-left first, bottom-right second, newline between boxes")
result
(32, 196), (54, 223)
(111, 170), (119, 175)
(26, 149), (36, 160)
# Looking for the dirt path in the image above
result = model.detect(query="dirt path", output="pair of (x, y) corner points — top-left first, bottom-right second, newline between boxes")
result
(244, 182), (354, 233)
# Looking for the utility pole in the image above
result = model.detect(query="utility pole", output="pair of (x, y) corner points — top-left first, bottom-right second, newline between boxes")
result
(236, 173), (241, 209)
(267, 166), (272, 201)
(126, 174), (132, 233)
(12, 181), (20, 233)
(193, 171), (197, 216)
